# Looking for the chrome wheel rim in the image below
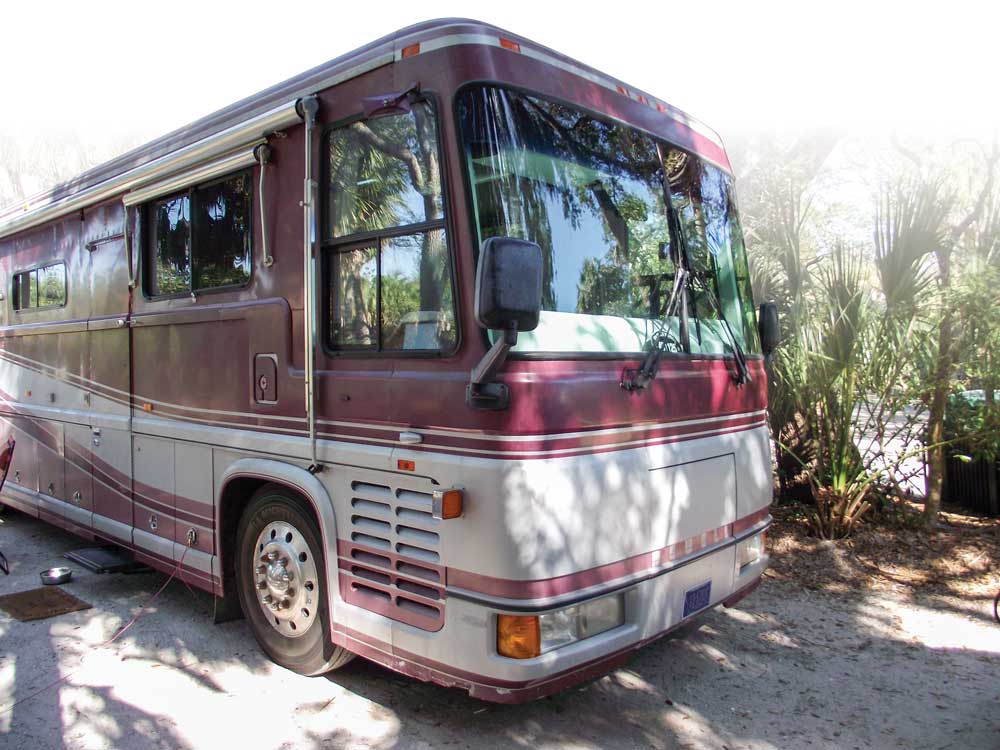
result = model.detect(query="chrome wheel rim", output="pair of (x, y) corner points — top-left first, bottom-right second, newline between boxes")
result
(252, 520), (320, 638)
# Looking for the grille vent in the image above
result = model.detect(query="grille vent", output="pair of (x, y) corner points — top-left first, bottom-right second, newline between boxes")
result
(339, 480), (445, 631)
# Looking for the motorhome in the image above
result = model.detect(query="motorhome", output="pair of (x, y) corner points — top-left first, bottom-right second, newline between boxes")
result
(0, 19), (774, 702)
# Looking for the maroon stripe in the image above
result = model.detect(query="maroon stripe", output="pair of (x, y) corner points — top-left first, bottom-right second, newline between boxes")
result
(133, 478), (174, 508)
(446, 507), (771, 600)
(336, 539), (445, 583)
(723, 577), (761, 607)
(0, 350), (765, 458)
(318, 419), (766, 460)
(332, 573), (765, 705)
(339, 572), (444, 632)
(133, 400), (307, 433)
(323, 413), (766, 453)
(733, 507), (770, 534)
(337, 539), (446, 632)
(132, 545), (218, 587)
(64, 441), (94, 473)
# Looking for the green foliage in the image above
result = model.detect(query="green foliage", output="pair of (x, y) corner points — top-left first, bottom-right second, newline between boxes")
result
(944, 392), (1000, 463)
(741, 139), (984, 536)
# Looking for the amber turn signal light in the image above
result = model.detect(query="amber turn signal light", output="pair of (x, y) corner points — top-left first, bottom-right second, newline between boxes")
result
(497, 615), (540, 659)
(431, 488), (463, 520)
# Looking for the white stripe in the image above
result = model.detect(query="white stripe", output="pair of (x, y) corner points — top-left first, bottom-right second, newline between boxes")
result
(317, 409), (768, 443)
(0, 349), (306, 423)
(395, 30), (724, 148)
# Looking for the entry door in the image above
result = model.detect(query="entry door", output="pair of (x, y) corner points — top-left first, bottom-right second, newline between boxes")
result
(83, 204), (134, 545)
(63, 423), (94, 532)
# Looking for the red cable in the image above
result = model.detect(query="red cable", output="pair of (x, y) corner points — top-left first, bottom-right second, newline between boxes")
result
(0, 546), (191, 715)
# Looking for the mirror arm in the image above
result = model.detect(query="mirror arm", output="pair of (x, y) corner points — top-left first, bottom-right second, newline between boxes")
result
(467, 323), (518, 410)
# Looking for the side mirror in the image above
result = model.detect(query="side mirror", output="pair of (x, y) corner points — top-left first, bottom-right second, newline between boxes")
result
(475, 237), (543, 334)
(468, 237), (543, 410)
(758, 302), (780, 356)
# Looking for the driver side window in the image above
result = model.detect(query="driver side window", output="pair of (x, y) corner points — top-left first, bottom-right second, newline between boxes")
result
(323, 99), (455, 354)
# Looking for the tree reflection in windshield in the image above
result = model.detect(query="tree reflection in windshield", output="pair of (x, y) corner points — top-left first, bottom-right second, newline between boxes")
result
(457, 85), (758, 355)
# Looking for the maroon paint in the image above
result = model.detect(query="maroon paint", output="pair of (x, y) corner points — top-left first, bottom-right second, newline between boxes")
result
(447, 508), (771, 600)
(723, 577), (762, 607)
(331, 571), (766, 703)
(0, 20), (769, 697)
(337, 539), (446, 631)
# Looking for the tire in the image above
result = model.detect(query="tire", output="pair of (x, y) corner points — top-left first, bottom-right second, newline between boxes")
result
(235, 484), (354, 675)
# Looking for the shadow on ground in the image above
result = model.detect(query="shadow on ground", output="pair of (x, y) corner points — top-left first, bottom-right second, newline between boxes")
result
(1, 509), (998, 750)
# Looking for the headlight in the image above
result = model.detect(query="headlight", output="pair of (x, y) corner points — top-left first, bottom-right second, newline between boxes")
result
(497, 593), (626, 659)
(736, 531), (765, 571)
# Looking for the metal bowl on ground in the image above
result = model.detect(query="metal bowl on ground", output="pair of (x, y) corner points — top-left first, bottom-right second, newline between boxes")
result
(40, 567), (72, 585)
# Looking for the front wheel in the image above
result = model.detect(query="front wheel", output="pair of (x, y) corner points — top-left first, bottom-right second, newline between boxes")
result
(235, 485), (354, 675)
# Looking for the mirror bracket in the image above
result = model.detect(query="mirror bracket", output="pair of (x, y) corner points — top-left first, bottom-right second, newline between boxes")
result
(467, 324), (517, 410)
(465, 381), (511, 411)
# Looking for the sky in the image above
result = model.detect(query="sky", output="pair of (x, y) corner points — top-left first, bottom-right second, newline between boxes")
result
(2, 1), (997, 153)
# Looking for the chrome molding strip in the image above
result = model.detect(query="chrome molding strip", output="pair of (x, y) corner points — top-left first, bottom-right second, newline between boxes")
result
(122, 145), (262, 207)
(0, 101), (303, 240)
(448, 519), (772, 613)
(393, 29), (724, 148)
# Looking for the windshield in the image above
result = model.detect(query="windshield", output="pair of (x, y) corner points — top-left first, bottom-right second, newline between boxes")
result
(456, 85), (759, 356)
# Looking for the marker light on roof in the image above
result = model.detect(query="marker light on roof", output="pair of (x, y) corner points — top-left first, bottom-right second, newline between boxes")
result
(498, 38), (521, 53)
(401, 43), (420, 58)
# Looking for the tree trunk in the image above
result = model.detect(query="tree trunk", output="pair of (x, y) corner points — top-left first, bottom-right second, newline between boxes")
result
(923, 254), (954, 524)
(986, 386), (999, 515)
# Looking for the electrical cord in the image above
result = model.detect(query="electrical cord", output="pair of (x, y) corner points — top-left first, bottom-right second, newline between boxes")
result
(0, 545), (190, 715)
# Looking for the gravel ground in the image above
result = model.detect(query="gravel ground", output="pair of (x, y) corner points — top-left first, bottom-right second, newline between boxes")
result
(1, 509), (998, 750)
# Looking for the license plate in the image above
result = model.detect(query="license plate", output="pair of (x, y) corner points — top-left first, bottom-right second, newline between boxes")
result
(683, 581), (712, 617)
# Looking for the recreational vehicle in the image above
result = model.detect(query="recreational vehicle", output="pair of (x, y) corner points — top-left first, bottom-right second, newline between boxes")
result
(0, 19), (775, 701)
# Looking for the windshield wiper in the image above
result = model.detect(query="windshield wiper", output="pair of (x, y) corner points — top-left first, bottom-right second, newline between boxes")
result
(622, 160), (692, 393)
(689, 270), (752, 386)
(621, 266), (687, 392)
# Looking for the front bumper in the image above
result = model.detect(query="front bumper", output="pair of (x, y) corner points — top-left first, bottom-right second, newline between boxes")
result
(331, 523), (770, 702)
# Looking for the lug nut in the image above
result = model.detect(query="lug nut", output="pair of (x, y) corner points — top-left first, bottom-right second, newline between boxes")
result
(262, 594), (273, 604)
(259, 553), (269, 563)
(267, 551), (279, 561)
(257, 564), (267, 574)
(280, 557), (289, 567)
(285, 587), (295, 598)
(256, 581), (267, 590)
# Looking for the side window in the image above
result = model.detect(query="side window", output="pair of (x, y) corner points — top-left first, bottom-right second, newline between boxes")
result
(144, 171), (251, 297)
(13, 262), (66, 311)
(323, 100), (455, 353)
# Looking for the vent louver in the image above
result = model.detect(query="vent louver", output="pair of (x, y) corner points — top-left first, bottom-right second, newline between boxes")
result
(339, 480), (444, 631)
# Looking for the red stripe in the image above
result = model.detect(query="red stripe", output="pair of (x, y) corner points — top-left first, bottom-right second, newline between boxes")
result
(447, 507), (770, 600)
(331, 574), (765, 703)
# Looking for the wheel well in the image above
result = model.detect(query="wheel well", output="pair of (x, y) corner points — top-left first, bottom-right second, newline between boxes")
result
(218, 477), (319, 585)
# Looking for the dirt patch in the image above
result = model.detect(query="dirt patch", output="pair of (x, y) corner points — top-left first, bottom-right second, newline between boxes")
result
(766, 500), (1000, 614)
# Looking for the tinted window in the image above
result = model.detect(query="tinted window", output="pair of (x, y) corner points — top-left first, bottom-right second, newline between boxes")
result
(666, 151), (760, 353)
(324, 100), (455, 354)
(151, 195), (192, 296)
(38, 264), (66, 306)
(145, 171), (251, 297)
(326, 102), (443, 237)
(457, 85), (760, 355)
(329, 244), (377, 348)
(327, 230), (454, 352)
(13, 262), (66, 310)
(193, 174), (252, 290)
